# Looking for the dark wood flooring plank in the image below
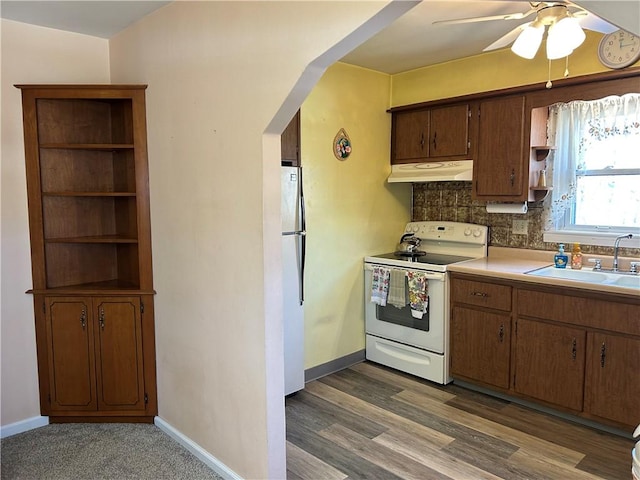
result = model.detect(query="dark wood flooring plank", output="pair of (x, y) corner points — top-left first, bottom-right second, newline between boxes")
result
(393, 389), (585, 468)
(319, 423), (452, 480)
(304, 380), (454, 449)
(287, 389), (387, 439)
(286, 415), (403, 480)
(286, 441), (347, 480)
(320, 370), (520, 460)
(349, 362), (457, 403)
(373, 427), (502, 480)
(507, 449), (604, 480)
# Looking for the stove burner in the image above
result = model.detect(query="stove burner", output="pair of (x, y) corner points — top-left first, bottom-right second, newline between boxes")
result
(393, 250), (426, 258)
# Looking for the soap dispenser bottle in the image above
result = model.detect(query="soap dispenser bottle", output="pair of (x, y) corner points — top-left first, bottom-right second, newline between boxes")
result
(554, 244), (568, 268)
(571, 243), (583, 270)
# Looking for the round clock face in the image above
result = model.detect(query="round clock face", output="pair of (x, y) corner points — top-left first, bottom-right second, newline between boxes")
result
(598, 29), (640, 69)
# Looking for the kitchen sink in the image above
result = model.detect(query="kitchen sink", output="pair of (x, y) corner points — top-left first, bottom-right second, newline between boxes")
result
(612, 276), (640, 289)
(525, 265), (640, 289)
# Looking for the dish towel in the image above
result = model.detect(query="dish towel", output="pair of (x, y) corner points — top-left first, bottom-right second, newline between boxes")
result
(388, 269), (407, 308)
(370, 266), (391, 306)
(407, 271), (429, 319)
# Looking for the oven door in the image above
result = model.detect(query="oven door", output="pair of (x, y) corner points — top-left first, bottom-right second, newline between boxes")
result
(364, 263), (446, 354)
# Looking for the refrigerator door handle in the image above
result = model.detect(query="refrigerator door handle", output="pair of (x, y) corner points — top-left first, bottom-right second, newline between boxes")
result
(298, 168), (306, 306)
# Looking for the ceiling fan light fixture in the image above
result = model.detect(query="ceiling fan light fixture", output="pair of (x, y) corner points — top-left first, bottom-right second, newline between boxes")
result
(546, 15), (586, 59)
(511, 22), (544, 59)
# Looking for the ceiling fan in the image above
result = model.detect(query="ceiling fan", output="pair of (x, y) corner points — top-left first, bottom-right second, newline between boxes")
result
(434, 1), (617, 59)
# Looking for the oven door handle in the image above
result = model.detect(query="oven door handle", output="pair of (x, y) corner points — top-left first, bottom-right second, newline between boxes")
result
(364, 264), (445, 281)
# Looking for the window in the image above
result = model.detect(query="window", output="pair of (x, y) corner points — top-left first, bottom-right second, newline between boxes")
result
(543, 94), (640, 247)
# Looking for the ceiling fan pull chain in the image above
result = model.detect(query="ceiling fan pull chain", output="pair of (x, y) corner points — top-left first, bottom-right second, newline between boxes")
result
(564, 56), (570, 78)
(546, 59), (553, 89)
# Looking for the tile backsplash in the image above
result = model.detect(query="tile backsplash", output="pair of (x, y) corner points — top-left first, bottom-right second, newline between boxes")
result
(412, 182), (639, 258)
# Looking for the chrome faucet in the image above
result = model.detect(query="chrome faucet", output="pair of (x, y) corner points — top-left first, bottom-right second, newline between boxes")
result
(613, 234), (633, 272)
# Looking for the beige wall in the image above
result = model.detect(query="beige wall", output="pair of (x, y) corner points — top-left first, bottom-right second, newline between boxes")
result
(301, 62), (410, 369)
(107, 2), (412, 478)
(0, 19), (110, 426)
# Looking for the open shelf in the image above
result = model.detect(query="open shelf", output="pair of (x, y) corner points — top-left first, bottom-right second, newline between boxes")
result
(530, 186), (552, 201)
(531, 145), (556, 162)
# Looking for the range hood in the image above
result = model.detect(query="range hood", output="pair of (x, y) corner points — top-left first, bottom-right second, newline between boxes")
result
(387, 160), (473, 183)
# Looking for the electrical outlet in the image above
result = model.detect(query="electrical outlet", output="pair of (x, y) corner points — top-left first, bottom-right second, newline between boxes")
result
(512, 219), (529, 235)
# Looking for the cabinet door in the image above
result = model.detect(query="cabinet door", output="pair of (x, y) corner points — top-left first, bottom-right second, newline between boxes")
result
(281, 110), (300, 166)
(391, 110), (429, 163)
(584, 332), (640, 428)
(94, 297), (146, 411)
(474, 96), (526, 199)
(450, 306), (511, 389)
(429, 104), (471, 158)
(514, 318), (585, 411)
(45, 297), (97, 411)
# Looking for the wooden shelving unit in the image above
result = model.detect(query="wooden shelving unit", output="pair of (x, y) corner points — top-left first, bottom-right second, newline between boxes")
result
(17, 85), (157, 422)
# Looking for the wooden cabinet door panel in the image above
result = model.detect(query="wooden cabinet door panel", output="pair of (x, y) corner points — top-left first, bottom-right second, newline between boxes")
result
(514, 319), (585, 411)
(94, 297), (145, 411)
(429, 104), (470, 158)
(46, 298), (97, 411)
(450, 306), (511, 389)
(392, 110), (429, 162)
(474, 96), (525, 199)
(585, 332), (640, 427)
(281, 110), (300, 166)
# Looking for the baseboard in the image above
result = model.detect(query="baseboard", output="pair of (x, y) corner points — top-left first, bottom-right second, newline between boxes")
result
(304, 349), (365, 383)
(154, 417), (242, 480)
(0, 415), (49, 439)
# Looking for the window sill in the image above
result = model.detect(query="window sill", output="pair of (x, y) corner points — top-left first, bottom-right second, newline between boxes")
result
(544, 230), (640, 248)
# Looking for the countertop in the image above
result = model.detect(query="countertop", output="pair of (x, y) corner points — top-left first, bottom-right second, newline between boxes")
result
(448, 247), (640, 298)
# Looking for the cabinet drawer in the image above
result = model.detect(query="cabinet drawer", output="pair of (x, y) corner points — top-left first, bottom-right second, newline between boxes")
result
(517, 289), (639, 336)
(451, 278), (511, 311)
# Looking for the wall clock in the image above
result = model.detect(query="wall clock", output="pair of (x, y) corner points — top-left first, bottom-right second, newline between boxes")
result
(597, 29), (640, 69)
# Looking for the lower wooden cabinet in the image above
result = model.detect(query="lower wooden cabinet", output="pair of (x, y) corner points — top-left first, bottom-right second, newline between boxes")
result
(584, 332), (640, 426)
(450, 273), (640, 431)
(36, 295), (156, 420)
(513, 318), (585, 411)
(451, 306), (511, 389)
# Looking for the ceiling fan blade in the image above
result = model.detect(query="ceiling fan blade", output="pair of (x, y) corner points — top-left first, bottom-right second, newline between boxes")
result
(576, 11), (618, 34)
(433, 8), (537, 26)
(483, 24), (527, 51)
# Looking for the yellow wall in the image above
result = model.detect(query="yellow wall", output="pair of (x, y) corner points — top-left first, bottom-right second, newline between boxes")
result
(301, 63), (411, 369)
(391, 31), (612, 107)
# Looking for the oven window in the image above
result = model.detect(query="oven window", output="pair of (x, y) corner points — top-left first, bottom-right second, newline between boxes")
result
(376, 303), (429, 331)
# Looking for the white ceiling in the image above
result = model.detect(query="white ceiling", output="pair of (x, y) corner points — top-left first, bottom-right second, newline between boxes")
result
(1, 1), (638, 74)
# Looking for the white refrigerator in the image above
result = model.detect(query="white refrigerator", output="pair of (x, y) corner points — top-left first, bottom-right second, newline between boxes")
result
(281, 166), (305, 395)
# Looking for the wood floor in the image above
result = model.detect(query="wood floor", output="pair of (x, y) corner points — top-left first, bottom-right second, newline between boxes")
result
(285, 361), (634, 480)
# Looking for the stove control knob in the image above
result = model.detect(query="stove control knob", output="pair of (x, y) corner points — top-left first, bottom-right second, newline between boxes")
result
(411, 224), (419, 233)
(472, 229), (482, 238)
(464, 228), (472, 236)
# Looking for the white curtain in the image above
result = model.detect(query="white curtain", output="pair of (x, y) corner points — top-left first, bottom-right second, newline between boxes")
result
(543, 94), (640, 232)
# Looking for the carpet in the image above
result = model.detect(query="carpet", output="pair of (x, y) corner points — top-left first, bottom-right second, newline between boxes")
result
(1, 423), (223, 479)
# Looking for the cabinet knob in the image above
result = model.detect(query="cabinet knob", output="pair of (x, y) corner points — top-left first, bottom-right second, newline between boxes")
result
(498, 324), (504, 343)
(99, 308), (105, 330)
(80, 309), (86, 329)
(600, 342), (606, 368)
(571, 338), (577, 360)
(510, 169), (516, 187)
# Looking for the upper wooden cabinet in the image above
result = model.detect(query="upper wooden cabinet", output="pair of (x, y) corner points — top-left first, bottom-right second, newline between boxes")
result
(17, 85), (157, 422)
(281, 110), (300, 166)
(473, 95), (526, 201)
(391, 103), (474, 164)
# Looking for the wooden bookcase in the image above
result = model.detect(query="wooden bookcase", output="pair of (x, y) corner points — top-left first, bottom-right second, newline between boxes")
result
(17, 85), (157, 422)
